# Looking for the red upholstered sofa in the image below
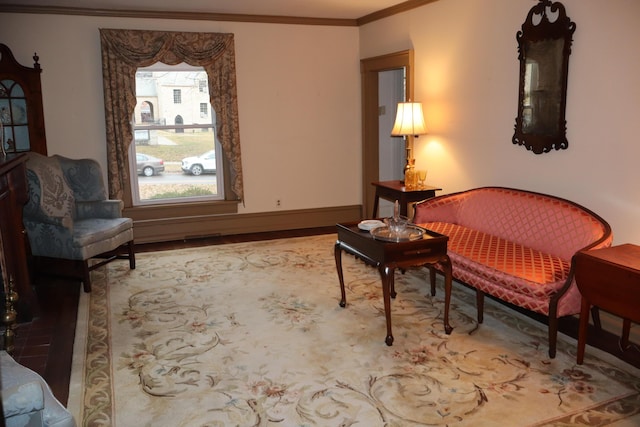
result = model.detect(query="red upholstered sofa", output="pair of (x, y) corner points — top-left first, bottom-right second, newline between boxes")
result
(413, 187), (612, 358)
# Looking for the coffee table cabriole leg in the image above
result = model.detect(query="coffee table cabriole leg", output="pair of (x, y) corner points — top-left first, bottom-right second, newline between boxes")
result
(335, 241), (347, 308)
(429, 266), (437, 296)
(442, 255), (454, 335)
(390, 274), (397, 299)
(379, 265), (395, 346)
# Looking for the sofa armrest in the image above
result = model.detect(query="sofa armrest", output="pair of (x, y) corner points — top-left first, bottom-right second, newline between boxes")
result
(413, 192), (467, 224)
(564, 230), (614, 293)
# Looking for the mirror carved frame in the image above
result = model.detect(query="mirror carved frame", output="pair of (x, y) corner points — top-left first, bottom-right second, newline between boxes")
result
(512, 0), (576, 154)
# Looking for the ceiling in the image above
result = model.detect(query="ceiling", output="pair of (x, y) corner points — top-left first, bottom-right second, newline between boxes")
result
(1, 0), (412, 20)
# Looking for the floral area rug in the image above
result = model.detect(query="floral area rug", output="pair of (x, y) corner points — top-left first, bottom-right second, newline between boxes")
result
(67, 234), (640, 426)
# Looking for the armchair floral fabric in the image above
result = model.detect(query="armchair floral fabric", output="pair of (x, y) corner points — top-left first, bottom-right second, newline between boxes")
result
(1, 350), (76, 427)
(22, 153), (74, 231)
(23, 153), (135, 292)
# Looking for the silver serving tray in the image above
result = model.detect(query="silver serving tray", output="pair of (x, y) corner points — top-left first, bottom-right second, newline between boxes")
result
(370, 225), (425, 242)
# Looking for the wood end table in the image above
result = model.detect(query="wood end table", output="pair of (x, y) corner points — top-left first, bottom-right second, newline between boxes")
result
(335, 221), (452, 346)
(574, 244), (640, 364)
(371, 180), (442, 218)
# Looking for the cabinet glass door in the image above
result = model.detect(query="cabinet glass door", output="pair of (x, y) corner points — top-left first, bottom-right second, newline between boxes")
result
(1, 79), (31, 152)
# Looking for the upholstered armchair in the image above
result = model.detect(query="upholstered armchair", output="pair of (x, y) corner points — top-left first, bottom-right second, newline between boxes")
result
(1, 350), (76, 427)
(22, 153), (135, 292)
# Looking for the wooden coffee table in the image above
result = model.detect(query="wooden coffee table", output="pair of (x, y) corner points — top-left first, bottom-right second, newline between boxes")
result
(335, 221), (452, 345)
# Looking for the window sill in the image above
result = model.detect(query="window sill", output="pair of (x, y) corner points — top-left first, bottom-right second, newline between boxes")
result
(124, 199), (239, 221)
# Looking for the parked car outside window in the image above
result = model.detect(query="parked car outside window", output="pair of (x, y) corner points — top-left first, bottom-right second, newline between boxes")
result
(181, 150), (217, 176)
(136, 153), (165, 176)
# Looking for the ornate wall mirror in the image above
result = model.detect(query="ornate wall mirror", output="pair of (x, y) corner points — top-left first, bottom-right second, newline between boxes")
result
(512, 0), (575, 154)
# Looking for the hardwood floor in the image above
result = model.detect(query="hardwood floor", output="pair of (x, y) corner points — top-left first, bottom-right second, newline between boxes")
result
(10, 276), (80, 405)
(8, 226), (640, 408)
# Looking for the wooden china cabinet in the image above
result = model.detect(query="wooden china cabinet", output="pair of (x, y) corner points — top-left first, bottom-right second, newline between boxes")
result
(0, 43), (47, 155)
(1, 43), (48, 345)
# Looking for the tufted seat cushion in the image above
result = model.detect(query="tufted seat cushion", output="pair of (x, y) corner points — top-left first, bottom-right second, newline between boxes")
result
(424, 222), (569, 299)
(65, 217), (134, 260)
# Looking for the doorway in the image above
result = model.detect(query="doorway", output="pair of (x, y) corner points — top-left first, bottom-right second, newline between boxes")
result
(378, 68), (406, 217)
(360, 50), (414, 218)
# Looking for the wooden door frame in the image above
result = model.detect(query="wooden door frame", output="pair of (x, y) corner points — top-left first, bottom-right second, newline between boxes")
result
(360, 50), (414, 218)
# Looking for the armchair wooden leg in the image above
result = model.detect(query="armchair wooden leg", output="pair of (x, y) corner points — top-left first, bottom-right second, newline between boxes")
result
(82, 261), (91, 293)
(127, 240), (136, 270)
(476, 290), (484, 324)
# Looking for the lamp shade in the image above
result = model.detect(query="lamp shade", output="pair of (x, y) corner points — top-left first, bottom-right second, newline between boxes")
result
(390, 102), (427, 136)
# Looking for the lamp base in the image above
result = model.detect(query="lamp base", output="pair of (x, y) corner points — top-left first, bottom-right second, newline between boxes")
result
(404, 159), (418, 190)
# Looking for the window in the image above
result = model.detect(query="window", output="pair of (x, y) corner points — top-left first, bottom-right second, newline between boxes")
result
(140, 101), (153, 123)
(99, 28), (244, 225)
(173, 89), (182, 104)
(198, 79), (207, 93)
(130, 63), (223, 206)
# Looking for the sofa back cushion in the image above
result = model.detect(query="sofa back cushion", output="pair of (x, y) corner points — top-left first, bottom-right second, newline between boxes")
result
(414, 187), (611, 260)
(456, 188), (609, 259)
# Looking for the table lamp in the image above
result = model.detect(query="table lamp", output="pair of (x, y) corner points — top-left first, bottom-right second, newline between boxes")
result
(391, 102), (427, 186)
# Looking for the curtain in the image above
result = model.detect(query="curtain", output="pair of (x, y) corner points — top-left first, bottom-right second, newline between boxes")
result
(99, 29), (243, 202)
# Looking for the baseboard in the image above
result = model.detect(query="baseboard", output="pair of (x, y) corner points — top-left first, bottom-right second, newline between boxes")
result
(130, 205), (363, 244)
(596, 310), (640, 347)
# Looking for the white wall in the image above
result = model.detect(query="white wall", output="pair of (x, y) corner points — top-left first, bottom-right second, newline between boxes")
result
(360, 0), (640, 245)
(0, 13), (361, 214)
(3, 1), (639, 244)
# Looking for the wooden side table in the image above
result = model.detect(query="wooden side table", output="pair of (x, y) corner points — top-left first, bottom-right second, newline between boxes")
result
(335, 222), (452, 346)
(574, 244), (640, 364)
(371, 180), (442, 218)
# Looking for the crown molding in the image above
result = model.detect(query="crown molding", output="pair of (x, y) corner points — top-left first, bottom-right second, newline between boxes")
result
(0, 0), (440, 26)
(358, 0), (440, 25)
(0, 4), (358, 26)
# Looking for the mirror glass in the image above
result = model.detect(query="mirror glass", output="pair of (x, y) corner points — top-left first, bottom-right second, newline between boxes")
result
(513, 1), (575, 154)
